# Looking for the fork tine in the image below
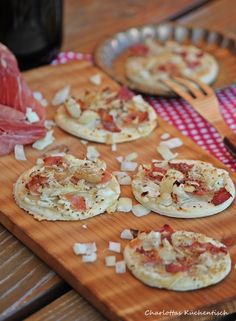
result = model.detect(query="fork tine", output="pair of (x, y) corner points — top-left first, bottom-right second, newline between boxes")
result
(185, 76), (214, 95)
(172, 76), (204, 98)
(162, 78), (193, 104)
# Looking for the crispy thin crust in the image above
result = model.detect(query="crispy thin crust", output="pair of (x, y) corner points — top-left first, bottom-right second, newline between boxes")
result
(124, 230), (231, 291)
(132, 160), (235, 218)
(55, 106), (157, 144)
(13, 159), (120, 221)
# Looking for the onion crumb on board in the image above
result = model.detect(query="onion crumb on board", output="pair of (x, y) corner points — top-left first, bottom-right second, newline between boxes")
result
(156, 144), (178, 161)
(105, 256), (116, 267)
(115, 261), (126, 274)
(86, 146), (100, 160)
(89, 74), (102, 86)
(14, 144), (27, 161)
(160, 133), (170, 140)
(82, 252), (97, 263)
(112, 172), (131, 185)
(121, 161), (138, 172)
(160, 137), (183, 149)
(120, 229), (133, 240)
(117, 198), (132, 212)
(32, 130), (55, 150)
(52, 85), (70, 106)
(109, 241), (121, 253)
(132, 204), (151, 217)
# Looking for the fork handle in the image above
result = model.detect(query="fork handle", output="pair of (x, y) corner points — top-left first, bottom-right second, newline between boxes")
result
(214, 120), (235, 138)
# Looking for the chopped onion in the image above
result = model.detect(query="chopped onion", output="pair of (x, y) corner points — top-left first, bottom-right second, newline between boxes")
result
(117, 198), (132, 212)
(33, 91), (43, 101)
(65, 97), (81, 118)
(161, 133), (170, 140)
(52, 85), (70, 106)
(82, 252), (97, 263)
(120, 229), (133, 240)
(82, 224), (88, 229)
(121, 161), (138, 172)
(105, 256), (116, 267)
(36, 158), (44, 165)
(44, 120), (56, 130)
(111, 143), (117, 152)
(132, 204), (151, 217)
(109, 241), (121, 253)
(116, 156), (123, 163)
(125, 152), (138, 161)
(160, 137), (183, 149)
(156, 144), (178, 161)
(14, 144), (27, 161)
(112, 171), (131, 185)
(43, 144), (69, 156)
(89, 74), (102, 86)
(26, 107), (40, 123)
(32, 130), (55, 150)
(86, 146), (100, 160)
(80, 140), (88, 145)
(40, 99), (48, 107)
(115, 261), (126, 274)
(73, 242), (97, 255)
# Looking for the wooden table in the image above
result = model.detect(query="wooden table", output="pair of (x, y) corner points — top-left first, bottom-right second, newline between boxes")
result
(1, 0), (236, 320)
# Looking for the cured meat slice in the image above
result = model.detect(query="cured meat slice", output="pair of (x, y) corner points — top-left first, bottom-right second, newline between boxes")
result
(0, 43), (45, 121)
(0, 104), (25, 121)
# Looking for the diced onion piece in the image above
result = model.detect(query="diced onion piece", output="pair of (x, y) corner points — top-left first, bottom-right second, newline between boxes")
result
(116, 156), (123, 163)
(161, 133), (170, 140)
(36, 158), (44, 165)
(73, 242), (97, 255)
(117, 198), (132, 212)
(105, 256), (116, 267)
(109, 241), (121, 253)
(80, 140), (88, 145)
(86, 146), (100, 160)
(26, 107), (40, 123)
(125, 152), (138, 161)
(65, 97), (81, 118)
(89, 74), (102, 86)
(82, 252), (97, 263)
(115, 261), (126, 274)
(44, 120), (56, 130)
(160, 138), (183, 149)
(132, 204), (151, 217)
(33, 91), (43, 101)
(79, 110), (98, 126)
(112, 171), (131, 185)
(157, 144), (178, 161)
(32, 130), (55, 150)
(14, 144), (27, 161)
(120, 229), (133, 240)
(52, 85), (70, 106)
(82, 224), (88, 229)
(40, 99), (48, 107)
(111, 143), (117, 152)
(121, 161), (138, 172)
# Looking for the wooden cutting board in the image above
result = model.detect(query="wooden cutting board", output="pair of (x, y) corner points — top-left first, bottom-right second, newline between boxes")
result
(1, 61), (236, 321)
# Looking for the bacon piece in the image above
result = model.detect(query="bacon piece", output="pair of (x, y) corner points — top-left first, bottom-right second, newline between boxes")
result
(169, 162), (193, 175)
(43, 156), (63, 166)
(165, 261), (189, 273)
(147, 163), (167, 182)
(211, 187), (232, 205)
(117, 87), (134, 101)
(123, 110), (148, 124)
(98, 109), (121, 132)
(129, 44), (149, 56)
(136, 247), (162, 265)
(160, 224), (175, 243)
(64, 194), (86, 211)
(26, 175), (48, 194)
(187, 241), (228, 255)
(186, 60), (200, 69)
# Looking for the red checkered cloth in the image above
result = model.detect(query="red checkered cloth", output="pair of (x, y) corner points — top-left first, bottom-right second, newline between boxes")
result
(52, 52), (236, 171)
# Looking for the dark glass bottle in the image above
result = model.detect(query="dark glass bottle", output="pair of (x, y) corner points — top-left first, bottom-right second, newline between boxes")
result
(0, 0), (63, 70)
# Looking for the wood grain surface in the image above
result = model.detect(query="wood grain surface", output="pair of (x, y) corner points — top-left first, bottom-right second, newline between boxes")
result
(0, 60), (236, 321)
(0, 225), (67, 321)
(62, 0), (209, 53)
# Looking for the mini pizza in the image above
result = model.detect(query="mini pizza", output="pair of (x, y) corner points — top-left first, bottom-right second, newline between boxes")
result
(132, 160), (235, 218)
(124, 225), (231, 291)
(13, 154), (120, 221)
(55, 87), (158, 144)
(125, 39), (218, 94)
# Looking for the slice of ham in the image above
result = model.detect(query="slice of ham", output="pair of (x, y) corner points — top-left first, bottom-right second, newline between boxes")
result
(0, 43), (46, 155)
(0, 43), (45, 121)
(0, 104), (25, 121)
